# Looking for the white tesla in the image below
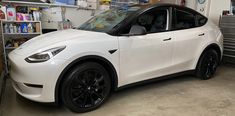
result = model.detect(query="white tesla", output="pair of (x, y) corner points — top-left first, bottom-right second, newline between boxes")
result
(9, 4), (223, 112)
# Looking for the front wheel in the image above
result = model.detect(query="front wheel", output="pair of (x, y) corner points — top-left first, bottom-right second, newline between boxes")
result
(196, 49), (219, 80)
(61, 62), (111, 113)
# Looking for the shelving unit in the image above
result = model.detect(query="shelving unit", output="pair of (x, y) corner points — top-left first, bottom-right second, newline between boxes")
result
(1, 0), (90, 9)
(0, 20), (42, 73)
(1, 1), (86, 74)
(219, 15), (235, 64)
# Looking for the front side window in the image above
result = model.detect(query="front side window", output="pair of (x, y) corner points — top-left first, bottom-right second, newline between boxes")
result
(172, 9), (196, 30)
(120, 9), (168, 34)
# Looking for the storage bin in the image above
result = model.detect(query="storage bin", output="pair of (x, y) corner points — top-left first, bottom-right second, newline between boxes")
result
(87, 2), (97, 9)
(55, 0), (75, 5)
(67, 0), (76, 5)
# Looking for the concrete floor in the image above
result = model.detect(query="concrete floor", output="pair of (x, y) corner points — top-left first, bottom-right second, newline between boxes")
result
(0, 65), (235, 116)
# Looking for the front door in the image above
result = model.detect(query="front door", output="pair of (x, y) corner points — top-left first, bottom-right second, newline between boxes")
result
(118, 8), (174, 86)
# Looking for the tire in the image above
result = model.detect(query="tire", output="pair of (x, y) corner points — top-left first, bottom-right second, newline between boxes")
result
(61, 62), (111, 113)
(196, 49), (219, 80)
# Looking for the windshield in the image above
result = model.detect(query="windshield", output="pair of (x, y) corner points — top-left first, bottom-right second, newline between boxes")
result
(78, 7), (141, 32)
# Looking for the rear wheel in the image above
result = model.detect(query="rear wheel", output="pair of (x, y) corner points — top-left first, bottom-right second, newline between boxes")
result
(61, 62), (111, 113)
(196, 49), (219, 80)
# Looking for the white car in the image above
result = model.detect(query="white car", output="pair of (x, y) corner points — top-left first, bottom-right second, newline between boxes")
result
(9, 4), (223, 112)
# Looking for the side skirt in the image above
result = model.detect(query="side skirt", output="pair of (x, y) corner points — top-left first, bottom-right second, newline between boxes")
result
(116, 70), (195, 91)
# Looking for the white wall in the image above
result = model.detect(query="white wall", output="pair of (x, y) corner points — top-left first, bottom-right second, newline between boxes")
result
(160, 0), (231, 25)
(42, 0), (231, 28)
(185, 0), (196, 9)
(208, 0), (231, 25)
(65, 8), (98, 27)
(158, 0), (176, 4)
(42, 8), (98, 29)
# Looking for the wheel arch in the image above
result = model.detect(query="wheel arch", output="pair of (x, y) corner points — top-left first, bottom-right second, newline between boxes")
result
(196, 43), (222, 69)
(55, 55), (118, 104)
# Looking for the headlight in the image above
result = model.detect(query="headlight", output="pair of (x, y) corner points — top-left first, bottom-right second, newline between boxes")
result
(25, 46), (66, 63)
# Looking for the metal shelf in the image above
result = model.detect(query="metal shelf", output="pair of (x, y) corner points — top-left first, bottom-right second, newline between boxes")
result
(2, 0), (82, 8)
(5, 47), (17, 50)
(0, 20), (42, 73)
(3, 33), (41, 35)
(1, 20), (41, 23)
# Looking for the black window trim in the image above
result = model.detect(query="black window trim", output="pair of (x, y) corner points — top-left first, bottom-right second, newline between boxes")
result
(139, 7), (171, 34)
(117, 7), (172, 36)
(108, 4), (208, 36)
(170, 6), (208, 31)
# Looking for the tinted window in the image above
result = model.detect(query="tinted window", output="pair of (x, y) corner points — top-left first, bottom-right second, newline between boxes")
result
(120, 9), (168, 34)
(196, 14), (207, 26)
(172, 9), (196, 30)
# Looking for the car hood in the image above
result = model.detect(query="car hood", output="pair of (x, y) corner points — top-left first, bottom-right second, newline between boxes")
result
(12, 29), (107, 56)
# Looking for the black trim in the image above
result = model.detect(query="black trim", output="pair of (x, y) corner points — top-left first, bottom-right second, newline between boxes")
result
(198, 33), (205, 36)
(109, 49), (118, 54)
(163, 38), (172, 41)
(108, 3), (208, 36)
(24, 83), (43, 88)
(117, 70), (194, 91)
(170, 7), (208, 31)
(54, 55), (118, 104)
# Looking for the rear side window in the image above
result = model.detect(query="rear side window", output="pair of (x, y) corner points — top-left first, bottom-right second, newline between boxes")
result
(172, 9), (196, 30)
(196, 14), (207, 26)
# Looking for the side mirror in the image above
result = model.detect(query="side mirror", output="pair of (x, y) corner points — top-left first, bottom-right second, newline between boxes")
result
(129, 25), (147, 36)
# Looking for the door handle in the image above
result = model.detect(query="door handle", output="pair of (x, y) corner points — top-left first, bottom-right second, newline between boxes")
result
(198, 33), (205, 36)
(163, 38), (172, 41)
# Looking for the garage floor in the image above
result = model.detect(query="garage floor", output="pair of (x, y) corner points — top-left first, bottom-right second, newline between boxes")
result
(0, 64), (235, 116)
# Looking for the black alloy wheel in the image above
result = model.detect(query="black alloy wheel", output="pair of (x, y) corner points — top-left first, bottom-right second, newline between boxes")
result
(196, 49), (219, 80)
(62, 62), (111, 113)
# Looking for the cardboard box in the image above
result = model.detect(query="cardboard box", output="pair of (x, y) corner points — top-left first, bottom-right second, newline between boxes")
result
(87, 0), (97, 3)
(35, 23), (41, 33)
(149, 0), (159, 4)
(87, 2), (97, 9)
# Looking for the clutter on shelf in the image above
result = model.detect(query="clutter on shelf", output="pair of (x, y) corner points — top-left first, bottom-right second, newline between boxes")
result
(3, 22), (41, 34)
(4, 6), (41, 21)
(5, 38), (29, 48)
(0, 5), (7, 20)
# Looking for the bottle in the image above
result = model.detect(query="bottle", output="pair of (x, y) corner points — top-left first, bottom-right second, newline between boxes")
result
(28, 23), (34, 33)
(17, 24), (21, 33)
(9, 23), (14, 33)
(4, 24), (9, 33)
(13, 25), (17, 33)
(21, 23), (28, 33)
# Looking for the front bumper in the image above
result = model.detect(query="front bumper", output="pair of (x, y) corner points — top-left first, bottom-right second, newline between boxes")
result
(9, 52), (67, 102)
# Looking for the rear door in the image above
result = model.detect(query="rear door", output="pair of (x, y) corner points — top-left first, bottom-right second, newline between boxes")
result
(170, 7), (207, 73)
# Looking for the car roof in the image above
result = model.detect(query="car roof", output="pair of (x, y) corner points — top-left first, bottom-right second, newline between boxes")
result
(129, 3), (199, 14)
(108, 3), (207, 36)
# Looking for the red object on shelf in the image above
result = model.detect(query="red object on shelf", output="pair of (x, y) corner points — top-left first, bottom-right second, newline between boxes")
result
(0, 10), (5, 19)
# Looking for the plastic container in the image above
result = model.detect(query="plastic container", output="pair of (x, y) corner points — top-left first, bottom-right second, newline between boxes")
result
(9, 24), (14, 33)
(4, 24), (9, 33)
(28, 23), (34, 33)
(55, 0), (75, 5)
(21, 23), (28, 33)
(67, 0), (75, 5)
(7, 7), (16, 21)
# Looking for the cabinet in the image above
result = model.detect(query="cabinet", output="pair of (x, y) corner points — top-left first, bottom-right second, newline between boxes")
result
(0, 20), (42, 73)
